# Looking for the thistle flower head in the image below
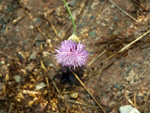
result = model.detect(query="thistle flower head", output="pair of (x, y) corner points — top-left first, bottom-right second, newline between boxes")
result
(55, 40), (89, 69)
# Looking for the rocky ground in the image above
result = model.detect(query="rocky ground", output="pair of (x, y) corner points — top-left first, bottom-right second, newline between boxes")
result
(0, 0), (150, 113)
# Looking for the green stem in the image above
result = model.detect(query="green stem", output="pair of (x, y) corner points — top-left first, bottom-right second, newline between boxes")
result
(62, 0), (76, 34)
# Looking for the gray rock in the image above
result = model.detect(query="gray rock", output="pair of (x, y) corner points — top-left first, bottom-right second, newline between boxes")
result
(113, 30), (119, 36)
(90, 15), (95, 20)
(119, 62), (125, 67)
(30, 52), (37, 60)
(119, 105), (140, 113)
(89, 31), (97, 38)
(17, 52), (26, 61)
(113, 17), (119, 22)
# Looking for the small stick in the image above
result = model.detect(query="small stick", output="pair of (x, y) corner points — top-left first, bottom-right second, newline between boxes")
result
(72, 71), (106, 113)
(46, 16), (60, 39)
(118, 29), (150, 53)
(12, 14), (26, 25)
(8, 103), (13, 113)
(106, 29), (150, 60)
(0, 51), (18, 61)
(109, 0), (139, 22)
(88, 50), (106, 67)
(17, 0), (47, 42)
(68, 99), (99, 109)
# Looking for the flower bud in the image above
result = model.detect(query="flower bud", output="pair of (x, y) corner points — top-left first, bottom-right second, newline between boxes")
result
(68, 34), (79, 43)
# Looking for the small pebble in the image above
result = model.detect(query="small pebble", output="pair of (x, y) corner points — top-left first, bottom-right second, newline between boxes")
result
(49, 63), (54, 67)
(0, 61), (5, 65)
(30, 52), (37, 60)
(117, 91), (121, 97)
(36, 82), (46, 90)
(119, 62), (125, 67)
(119, 105), (140, 113)
(100, 97), (109, 107)
(112, 30), (119, 36)
(90, 15), (95, 20)
(89, 31), (97, 38)
(113, 17), (119, 22)
(111, 4), (115, 8)
(26, 63), (35, 72)
(101, 23), (106, 27)
(17, 52), (26, 61)
(70, 91), (78, 99)
(14, 75), (21, 83)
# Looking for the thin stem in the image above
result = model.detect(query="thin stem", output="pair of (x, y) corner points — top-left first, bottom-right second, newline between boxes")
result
(62, 0), (76, 34)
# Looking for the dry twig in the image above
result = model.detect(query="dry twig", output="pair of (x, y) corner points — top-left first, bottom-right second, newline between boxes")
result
(109, 0), (139, 22)
(88, 50), (106, 67)
(68, 99), (99, 109)
(106, 29), (150, 60)
(72, 71), (106, 113)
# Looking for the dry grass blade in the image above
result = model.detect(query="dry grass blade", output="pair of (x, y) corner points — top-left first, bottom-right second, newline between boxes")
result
(45, 75), (53, 113)
(109, 0), (139, 22)
(12, 14), (26, 25)
(125, 91), (134, 106)
(124, 88), (136, 107)
(8, 103), (13, 113)
(40, 55), (53, 112)
(88, 50), (106, 67)
(72, 71), (106, 113)
(134, 92), (137, 108)
(140, 91), (150, 112)
(17, 0), (47, 42)
(68, 99), (99, 109)
(25, 10), (47, 41)
(118, 29), (150, 53)
(46, 15), (60, 39)
(0, 51), (18, 61)
(40, 59), (47, 71)
(106, 29), (150, 60)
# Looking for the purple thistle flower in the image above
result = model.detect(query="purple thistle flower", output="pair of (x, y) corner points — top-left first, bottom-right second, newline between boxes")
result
(55, 40), (89, 69)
